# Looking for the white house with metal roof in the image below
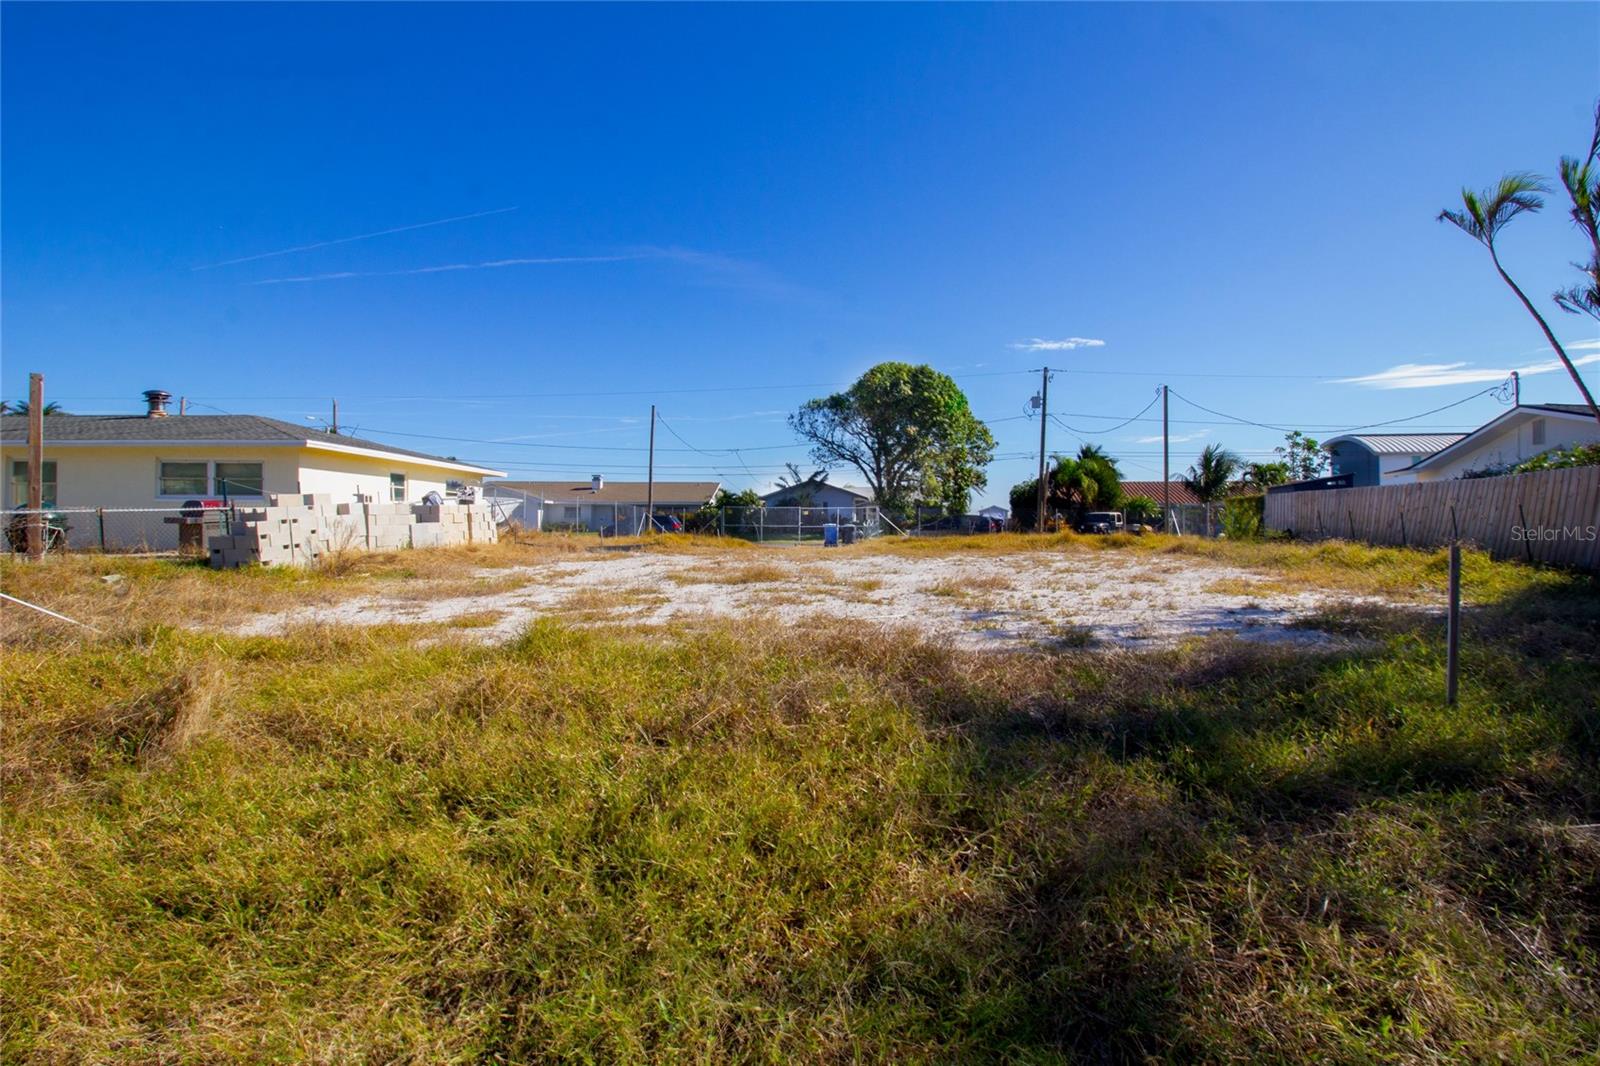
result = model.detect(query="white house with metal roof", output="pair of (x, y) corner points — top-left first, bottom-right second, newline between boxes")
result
(1321, 432), (1466, 487)
(1394, 403), (1600, 482)
(486, 479), (720, 531)
(1, 390), (505, 515)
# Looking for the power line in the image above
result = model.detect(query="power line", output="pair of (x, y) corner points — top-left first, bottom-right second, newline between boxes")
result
(1166, 383), (1501, 436)
(1049, 389), (1162, 435)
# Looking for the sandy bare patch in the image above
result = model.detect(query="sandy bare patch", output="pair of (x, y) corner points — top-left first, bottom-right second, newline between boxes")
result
(230, 545), (1396, 651)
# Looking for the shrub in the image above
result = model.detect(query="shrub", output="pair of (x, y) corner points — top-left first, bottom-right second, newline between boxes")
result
(1513, 441), (1600, 473)
(1220, 495), (1265, 539)
(1124, 495), (1159, 524)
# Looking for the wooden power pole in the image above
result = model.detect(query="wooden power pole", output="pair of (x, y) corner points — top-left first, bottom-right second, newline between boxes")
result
(645, 404), (656, 531)
(1162, 384), (1170, 534)
(1034, 367), (1050, 532)
(26, 372), (44, 559)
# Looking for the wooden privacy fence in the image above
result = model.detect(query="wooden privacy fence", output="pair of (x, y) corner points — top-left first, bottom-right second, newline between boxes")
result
(1263, 466), (1600, 570)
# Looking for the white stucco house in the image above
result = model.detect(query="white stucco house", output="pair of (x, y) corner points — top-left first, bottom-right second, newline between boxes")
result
(1321, 432), (1466, 487)
(1396, 403), (1600, 482)
(486, 480), (720, 531)
(2, 392), (504, 548)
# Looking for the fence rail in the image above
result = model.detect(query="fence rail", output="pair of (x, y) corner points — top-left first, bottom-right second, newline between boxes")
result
(2, 507), (231, 555)
(1263, 466), (1600, 570)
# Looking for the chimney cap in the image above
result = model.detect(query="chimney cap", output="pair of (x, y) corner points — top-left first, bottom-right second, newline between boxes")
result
(143, 389), (172, 417)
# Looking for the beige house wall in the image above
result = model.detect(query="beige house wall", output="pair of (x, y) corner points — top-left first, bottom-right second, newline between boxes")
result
(0, 444), (301, 509)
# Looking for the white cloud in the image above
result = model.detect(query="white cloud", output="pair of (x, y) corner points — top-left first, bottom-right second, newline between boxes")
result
(1008, 337), (1106, 352)
(1335, 351), (1600, 389)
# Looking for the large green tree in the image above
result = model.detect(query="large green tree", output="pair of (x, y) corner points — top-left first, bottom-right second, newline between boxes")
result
(790, 363), (996, 517)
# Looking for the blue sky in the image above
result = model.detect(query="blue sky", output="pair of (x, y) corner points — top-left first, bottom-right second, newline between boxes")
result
(4, 2), (1597, 505)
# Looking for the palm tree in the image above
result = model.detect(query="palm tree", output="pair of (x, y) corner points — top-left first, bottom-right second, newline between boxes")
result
(1240, 460), (1290, 489)
(1554, 102), (1600, 323)
(1183, 444), (1242, 537)
(1440, 174), (1600, 425)
(1047, 455), (1099, 517)
(1047, 445), (1123, 525)
(6, 400), (63, 416)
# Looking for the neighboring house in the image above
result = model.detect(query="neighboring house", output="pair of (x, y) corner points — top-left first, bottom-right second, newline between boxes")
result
(1321, 433), (1466, 487)
(488, 480), (719, 530)
(1117, 480), (1245, 507)
(760, 482), (874, 511)
(978, 505), (1008, 522)
(1398, 403), (1600, 482)
(0, 391), (505, 549)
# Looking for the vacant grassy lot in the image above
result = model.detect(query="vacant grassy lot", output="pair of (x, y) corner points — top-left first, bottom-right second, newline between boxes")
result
(2, 537), (1597, 1062)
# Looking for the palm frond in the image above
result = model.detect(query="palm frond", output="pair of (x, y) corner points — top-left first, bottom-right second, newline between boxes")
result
(1440, 174), (1548, 245)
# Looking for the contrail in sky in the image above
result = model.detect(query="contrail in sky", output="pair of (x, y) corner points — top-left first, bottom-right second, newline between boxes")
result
(192, 206), (519, 270)
(248, 254), (645, 285)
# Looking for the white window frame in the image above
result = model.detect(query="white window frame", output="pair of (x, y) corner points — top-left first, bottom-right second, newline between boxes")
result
(9, 459), (58, 508)
(155, 459), (268, 500)
(1530, 417), (1546, 447)
(389, 472), (407, 502)
(213, 461), (266, 499)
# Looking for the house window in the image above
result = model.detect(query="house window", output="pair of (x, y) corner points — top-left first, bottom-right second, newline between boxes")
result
(159, 461), (209, 497)
(445, 479), (464, 498)
(390, 473), (407, 502)
(9, 460), (57, 508)
(1531, 418), (1546, 447)
(214, 462), (264, 497)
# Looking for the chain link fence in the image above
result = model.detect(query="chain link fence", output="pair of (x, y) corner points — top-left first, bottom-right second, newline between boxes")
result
(3, 507), (237, 556)
(716, 506), (883, 543)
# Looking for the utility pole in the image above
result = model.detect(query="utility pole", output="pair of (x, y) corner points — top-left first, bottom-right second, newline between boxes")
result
(1510, 371), (1520, 407)
(645, 404), (656, 532)
(26, 373), (44, 559)
(1034, 366), (1050, 532)
(331, 399), (340, 434)
(179, 396), (187, 416)
(1161, 384), (1170, 535)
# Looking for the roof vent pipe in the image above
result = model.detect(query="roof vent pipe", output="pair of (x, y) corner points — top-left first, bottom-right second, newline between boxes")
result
(591, 475), (604, 493)
(143, 390), (172, 418)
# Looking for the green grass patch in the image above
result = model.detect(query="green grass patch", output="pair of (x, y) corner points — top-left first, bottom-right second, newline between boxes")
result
(2, 552), (1597, 1061)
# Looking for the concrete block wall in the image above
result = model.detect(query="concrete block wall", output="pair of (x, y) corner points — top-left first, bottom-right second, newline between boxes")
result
(207, 493), (497, 569)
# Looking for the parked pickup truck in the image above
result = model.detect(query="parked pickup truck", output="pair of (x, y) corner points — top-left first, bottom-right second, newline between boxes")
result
(1077, 511), (1125, 535)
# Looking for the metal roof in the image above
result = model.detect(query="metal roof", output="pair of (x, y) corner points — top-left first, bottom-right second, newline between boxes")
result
(1321, 433), (1465, 455)
(1116, 480), (1254, 506)
(0, 414), (505, 475)
(487, 480), (721, 506)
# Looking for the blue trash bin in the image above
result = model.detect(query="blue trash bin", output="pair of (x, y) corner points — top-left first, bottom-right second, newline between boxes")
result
(822, 522), (839, 547)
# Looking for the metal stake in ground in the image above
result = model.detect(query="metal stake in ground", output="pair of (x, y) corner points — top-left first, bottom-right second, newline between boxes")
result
(1446, 541), (1461, 705)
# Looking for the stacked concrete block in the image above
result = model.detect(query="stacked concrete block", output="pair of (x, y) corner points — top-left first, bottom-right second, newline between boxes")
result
(208, 496), (496, 569)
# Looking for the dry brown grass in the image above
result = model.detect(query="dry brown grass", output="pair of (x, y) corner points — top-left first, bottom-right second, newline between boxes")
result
(668, 561), (793, 586)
